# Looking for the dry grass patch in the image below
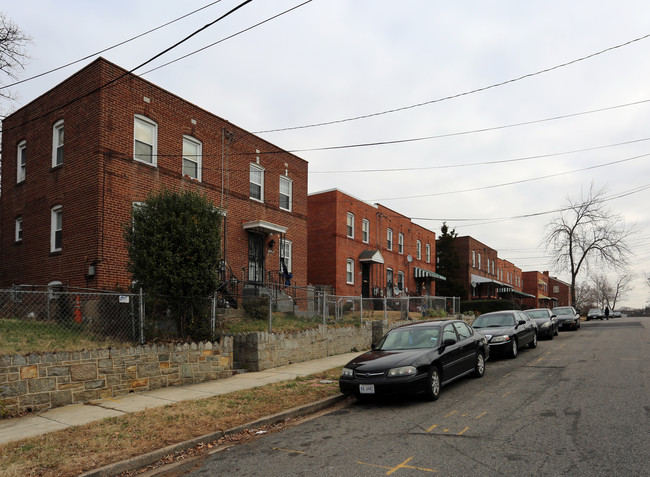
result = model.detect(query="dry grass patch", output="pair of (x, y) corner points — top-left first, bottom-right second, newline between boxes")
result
(0, 368), (343, 476)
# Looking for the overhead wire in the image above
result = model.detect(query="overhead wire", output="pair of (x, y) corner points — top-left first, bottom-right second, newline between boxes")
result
(253, 32), (650, 133)
(0, 0), (225, 91)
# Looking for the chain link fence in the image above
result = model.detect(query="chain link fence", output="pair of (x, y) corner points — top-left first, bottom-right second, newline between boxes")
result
(1, 285), (460, 355)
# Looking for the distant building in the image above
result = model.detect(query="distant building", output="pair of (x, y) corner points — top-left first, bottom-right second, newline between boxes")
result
(544, 272), (572, 307)
(307, 189), (444, 297)
(1, 58), (308, 306)
(522, 271), (555, 309)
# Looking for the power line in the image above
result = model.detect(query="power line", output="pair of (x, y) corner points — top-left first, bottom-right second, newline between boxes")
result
(0, 0), (254, 134)
(0, 1), (224, 91)
(254, 32), (650, 133)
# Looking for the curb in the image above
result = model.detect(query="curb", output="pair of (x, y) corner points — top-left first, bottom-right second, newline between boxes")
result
(79, 394), (349, 477)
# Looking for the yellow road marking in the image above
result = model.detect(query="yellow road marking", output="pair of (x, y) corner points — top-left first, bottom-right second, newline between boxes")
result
(458, 427), (469, 436)
(273, 447), (307, 454)
(503, 391), (511, 397)
(503, 372), (511, 378)
(476, 390), (485, 396)
(443, 429), (449, 432)
(358, 456), (437, 474)
(427, 424), (438, 432)
(475, 411), (487, 419)
(444, 410), (458, 418)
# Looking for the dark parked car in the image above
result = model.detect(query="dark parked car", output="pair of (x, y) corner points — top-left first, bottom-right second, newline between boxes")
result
(339, 320), (489, 401)
(553, 306), (581, 330)
(524, 308), (559, 339)
(587, 308), (604, 321)
(471, 310), (537, 358)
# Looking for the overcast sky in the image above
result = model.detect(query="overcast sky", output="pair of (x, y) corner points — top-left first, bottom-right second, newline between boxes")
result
(3, 1), (650, 308)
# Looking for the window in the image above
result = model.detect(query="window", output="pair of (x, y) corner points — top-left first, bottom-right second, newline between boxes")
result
(387, 228), (393, 250)
(426, 243), (431, 263)
(362, 219), (369, 243)
(52, 120), (64, 167)
(250, 163), (264, 201)
(182, 136), (202, 181)
(134, 115), (157, 165)
(280, 239), (292, 273)
(346, 213), (355, 238)
(553, 285), (559, 293)
(454, 322), (473, 340)
(398, 233), (404, 254)
(397, 271), (405, 291)
(279, 176), (292, 211)
(17, 140), (26, 183)
(487, 258), (490, 274)
(386, 268), (393, 295)
(416, 240), (421, 260)
(478, 253), (481, 270)
(472, 250), (476, 268)
(346, 259), (354, 284)
(51, 205), (62, 252)
(15, 217), (23, 242)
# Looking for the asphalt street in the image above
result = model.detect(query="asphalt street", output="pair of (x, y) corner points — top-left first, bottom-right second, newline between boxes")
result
(181, 317), (649, 477)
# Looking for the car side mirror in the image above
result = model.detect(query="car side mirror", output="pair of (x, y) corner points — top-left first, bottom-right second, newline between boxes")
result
(442, 338), (456, 346)
(518, 320), (526, 325)
(551, 314), (557, 318)
(371, 342), (378, 350)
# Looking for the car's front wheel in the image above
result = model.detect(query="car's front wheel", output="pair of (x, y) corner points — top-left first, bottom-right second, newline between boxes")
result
(425, 366), (441, 401)
(508, 338), (518, 359)
(473, 352), (485, 378)
(529, 332), (538, 349)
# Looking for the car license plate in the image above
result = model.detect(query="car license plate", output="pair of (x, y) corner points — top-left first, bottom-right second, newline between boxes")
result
(359, 384), (375, 394)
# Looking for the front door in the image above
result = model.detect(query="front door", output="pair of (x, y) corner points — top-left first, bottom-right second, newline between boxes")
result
(248, 232), (265, 282)
(361, 263), (370, 298)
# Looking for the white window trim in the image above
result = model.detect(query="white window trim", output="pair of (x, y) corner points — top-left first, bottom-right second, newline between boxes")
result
(387, 228), (393, 251)
(397, 271), (405, 291)
(51, 205), (62, 252)
(416, 240), (421, 260)
(17, 140), (26, 183)
(279, 176), (292, 212)
(280, 239), (292, 273)
(347, 212), (355, 238)
(133, 115), (158, 166)
(426, 243), (431, 263)
(346, 259), (354, 284)
(52, 120), (64, 168)
(249, 163), (265, 202)
(15, 217), (23, 243)
(398, 233), (404, 255)
(182, 135), (202, 181)
(362, 219), (369, 244)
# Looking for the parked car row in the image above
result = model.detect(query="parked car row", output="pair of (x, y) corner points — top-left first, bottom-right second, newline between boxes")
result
(339, 306), (581, 402)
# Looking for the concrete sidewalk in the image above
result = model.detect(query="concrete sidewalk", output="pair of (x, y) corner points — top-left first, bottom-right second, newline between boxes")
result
(0, 352), (359, 446)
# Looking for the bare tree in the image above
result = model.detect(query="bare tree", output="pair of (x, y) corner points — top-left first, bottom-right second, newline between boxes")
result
(0, 12), (32, 105)
(574, 281), (596, 312)
(591, 272), (634, 311)
(543, 184), (638, 307)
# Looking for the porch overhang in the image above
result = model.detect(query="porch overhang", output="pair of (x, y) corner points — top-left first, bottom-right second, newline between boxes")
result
(471, 273), (507, 288)
(414, 266), (446, 280)
(359, 250), (384, 264)
(242, 220), (287, 235)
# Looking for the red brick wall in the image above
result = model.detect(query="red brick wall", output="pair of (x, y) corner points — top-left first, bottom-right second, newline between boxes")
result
(308, 190), (438, 296)
(1, 58), (308, 291)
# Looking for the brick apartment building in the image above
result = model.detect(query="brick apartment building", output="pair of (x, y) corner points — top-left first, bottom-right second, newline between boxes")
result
(544, 272), (571, 307)
(521, 271), (555, 309)
(443, 236), (533, 303)
(0, 58), (308, 304)
(307, 189), (444, 297)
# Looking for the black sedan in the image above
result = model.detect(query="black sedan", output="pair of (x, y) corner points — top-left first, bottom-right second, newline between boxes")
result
(339, 320), (489, 401)
(553, 306), (581, 330)
(471, 310), (537, 359)
(524, 308), (559, 339)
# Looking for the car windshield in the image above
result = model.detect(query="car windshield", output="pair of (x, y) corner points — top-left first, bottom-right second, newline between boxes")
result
(554, 308), (573, 315)
(378, 328), (440, 350)
(473, 313), (515, 328)
(588, 309), (601, 314)
(526, 310), (549, 319)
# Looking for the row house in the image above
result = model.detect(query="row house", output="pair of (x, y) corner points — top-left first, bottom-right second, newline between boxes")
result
(521, 271), (554, 309)
(444, 236), (534, 303)
(0, 58), (308, 306)
(544, 272), (571, 307)
(307, 189), (444, 298)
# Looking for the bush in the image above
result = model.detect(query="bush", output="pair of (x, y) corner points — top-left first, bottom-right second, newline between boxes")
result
(243, 297), (270, 321)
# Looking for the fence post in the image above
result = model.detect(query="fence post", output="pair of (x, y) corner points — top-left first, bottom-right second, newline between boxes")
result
(322, 292), (327, 325)
(211, 292), (217, 338)
(406, 295), (410, 320)
(360, 295), (363, 323)
(139, 287), (145, 345)
(383, 295), (387, 324)
(268, 293), (273, 333)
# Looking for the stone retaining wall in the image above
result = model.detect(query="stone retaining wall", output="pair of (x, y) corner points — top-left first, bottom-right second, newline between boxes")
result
(0, 338), (234, 416)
